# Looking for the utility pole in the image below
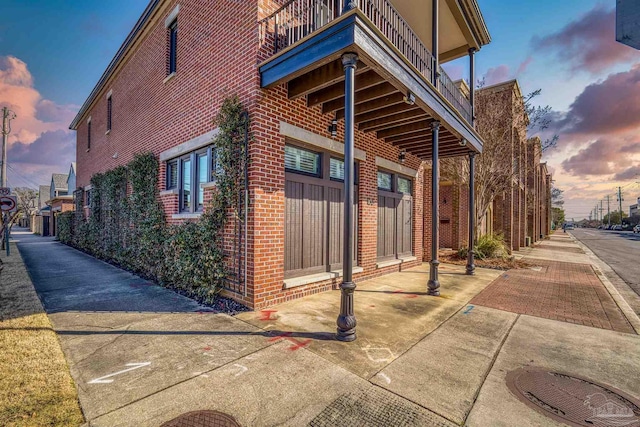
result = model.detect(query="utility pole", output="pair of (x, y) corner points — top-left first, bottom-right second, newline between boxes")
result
(599, 200), (604, 225)
(606, 195), (611, 227)
(617, 187), (624, 225)
(1, 106), (16, 188)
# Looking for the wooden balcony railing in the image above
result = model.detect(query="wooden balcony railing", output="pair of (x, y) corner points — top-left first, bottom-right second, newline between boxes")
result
(259, 0), (473, 125)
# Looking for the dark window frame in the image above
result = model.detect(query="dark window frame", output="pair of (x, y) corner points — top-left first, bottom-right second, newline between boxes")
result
(87, 120), (92, 150)
(284, 144), (322, 178)
(168, 145), (215, 213)
(168, 19), (178, 75)
(107, 95), (112, 132)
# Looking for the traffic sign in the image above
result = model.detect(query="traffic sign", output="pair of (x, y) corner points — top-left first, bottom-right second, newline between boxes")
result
(0, 188), (10, 196)
(0, 195), (17, 212)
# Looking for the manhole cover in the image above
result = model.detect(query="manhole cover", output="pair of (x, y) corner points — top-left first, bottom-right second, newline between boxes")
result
(160, 410), (241, 427)
(506, 367), (640, 427)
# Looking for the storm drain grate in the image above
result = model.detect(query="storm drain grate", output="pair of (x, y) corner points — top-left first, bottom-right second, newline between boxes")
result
(506, 366), (640, 427)
(309, 388), (456, 427)
(160, 410), (241, 427)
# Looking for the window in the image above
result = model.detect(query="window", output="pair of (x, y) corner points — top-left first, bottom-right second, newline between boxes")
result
(168, 20), (178, 75)
(285, 145), (320, 176)
(397, 177), (412, 194)
(85, 189), (92, 208)
(377, 171), (413, 261)
(284, 143), (358, 278)
(87, 120), (92, 150)
(166, 160), (178, 189)
(107, 95), (112, 132)
(377, 171), (392, 191)
(167, 146), (216, 213)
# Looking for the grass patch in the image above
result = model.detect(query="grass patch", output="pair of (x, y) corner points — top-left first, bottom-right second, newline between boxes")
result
(0, 243), (84, 427)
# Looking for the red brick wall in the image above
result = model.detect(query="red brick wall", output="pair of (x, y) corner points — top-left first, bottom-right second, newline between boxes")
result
(74, 0), (433, 310)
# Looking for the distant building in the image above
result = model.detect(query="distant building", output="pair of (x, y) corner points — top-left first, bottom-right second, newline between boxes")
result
(616, 0), (640, 49)
(630, 197), (640, 218)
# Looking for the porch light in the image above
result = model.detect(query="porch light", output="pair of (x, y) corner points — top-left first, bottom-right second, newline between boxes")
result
(399, 150), (406, 164)
(328, 116), (338, 138)
(403, 91), (415, 105)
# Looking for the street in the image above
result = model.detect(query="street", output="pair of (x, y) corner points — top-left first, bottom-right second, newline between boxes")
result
(571, 228), (640, 299)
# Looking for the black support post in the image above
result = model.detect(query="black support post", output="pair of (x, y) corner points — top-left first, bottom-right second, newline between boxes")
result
(428, 120), (441, 296)
(466, 152), (476, 275)
(336, 52), (358, 342)
(469, 47), (476, 126)
(432, 0), (439, 85)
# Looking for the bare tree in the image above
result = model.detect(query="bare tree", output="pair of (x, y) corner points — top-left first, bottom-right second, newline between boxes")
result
(442, 83), (528, 238)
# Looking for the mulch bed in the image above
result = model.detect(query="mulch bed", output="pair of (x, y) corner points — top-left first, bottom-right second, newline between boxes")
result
(439, 249), (534, 271)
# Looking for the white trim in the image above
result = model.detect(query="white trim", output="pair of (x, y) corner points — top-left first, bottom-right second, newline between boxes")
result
(280, 121), (366, 161)
(163, 72), (176, 84)
(376, 255), (417, 269)
(165, 4), (180, 28)
(171, 212), (202, 220)
(160, 189), (179, 196)
(376, 259), (402, 269)
(106, 89), (112, 99)
(200, 181), (217, 189)
(159, 128), (219, 161)
(375, 157), (418, 177)
(283, 266), (364, 289)
(87, 116), (91, 124)
(83, 185), (92, 191)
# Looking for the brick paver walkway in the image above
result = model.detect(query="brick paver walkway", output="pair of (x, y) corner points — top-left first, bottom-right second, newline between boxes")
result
(471, 259), (635, 333)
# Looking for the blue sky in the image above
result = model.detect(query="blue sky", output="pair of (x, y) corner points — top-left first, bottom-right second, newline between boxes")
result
(1, 0), (639, 219)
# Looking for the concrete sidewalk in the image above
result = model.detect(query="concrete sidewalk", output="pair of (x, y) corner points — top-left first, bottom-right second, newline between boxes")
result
(11, 227), (640, 426)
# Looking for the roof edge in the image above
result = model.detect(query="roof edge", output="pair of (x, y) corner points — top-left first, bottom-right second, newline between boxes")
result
(69, 0), (163, 130)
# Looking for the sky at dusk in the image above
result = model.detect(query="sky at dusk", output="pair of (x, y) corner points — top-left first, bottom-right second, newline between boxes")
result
(1, 0), (639, 219)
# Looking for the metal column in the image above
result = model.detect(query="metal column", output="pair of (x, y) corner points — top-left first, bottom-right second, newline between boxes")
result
(427, 120), (441, 295)
(336, 52), (358, 342)
(466, 152), (476, 275)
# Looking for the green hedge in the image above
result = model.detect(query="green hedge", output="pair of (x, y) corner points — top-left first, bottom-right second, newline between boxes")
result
(62, 96), (248, 303)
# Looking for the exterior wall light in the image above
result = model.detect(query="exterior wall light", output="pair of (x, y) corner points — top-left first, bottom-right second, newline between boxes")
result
(328, 116), (337, 138)
(399, 150), (406, 164)
(403, 91), (415, 105)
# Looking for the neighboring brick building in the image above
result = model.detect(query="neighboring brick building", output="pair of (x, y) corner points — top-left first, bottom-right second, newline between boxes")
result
(438, 80), (552, 252)
(70, 0), (491, 309)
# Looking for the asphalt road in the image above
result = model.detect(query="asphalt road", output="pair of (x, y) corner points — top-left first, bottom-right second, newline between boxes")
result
(571, 228), (640, 298)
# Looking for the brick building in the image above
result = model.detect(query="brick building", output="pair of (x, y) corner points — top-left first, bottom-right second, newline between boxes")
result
(436, 80), (552, 252)
(70, 0), (491, 314)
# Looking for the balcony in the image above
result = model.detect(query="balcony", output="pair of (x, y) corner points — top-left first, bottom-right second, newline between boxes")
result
(259, 0), (475, 127)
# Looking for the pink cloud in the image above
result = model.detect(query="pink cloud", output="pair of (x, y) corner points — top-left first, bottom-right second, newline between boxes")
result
(561, 137), (639, 177)
(0, 55), (77, 187)
(556, 64), (640, 137)
(532, 4), (636, 74)
(0, 55), (78, 145)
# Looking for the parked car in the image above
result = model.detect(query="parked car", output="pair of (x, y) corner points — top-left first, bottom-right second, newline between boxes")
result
(612, 225), (623, 231)
(633, 225), (640, 234)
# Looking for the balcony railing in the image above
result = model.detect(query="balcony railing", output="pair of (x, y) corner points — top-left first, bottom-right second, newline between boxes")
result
(259, 0), (473, 125)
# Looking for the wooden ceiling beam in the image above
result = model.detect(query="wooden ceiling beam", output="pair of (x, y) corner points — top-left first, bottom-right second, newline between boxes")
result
(358, 109), (427, 132)
(288, 60), (368, 99)
(322, 82), (397, 114)
(355, 102), (425, 124)
(376, 120), (435, 139)
(306, 70), (385, 107)
(336, 92), (406, 120)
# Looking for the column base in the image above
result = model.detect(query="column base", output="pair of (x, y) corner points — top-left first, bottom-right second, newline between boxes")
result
(336, 280), (357, 342)
(427, 260), (440, 296)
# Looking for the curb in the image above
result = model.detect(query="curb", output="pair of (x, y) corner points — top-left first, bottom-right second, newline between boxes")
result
(570, 234), (640, 335)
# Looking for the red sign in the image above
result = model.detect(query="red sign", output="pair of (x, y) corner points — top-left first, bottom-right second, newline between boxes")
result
(0, 196), (17, 212)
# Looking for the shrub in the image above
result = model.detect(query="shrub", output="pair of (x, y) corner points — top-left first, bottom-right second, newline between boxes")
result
(458, 233), (508, 260)
(60, 96), (249, 305)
